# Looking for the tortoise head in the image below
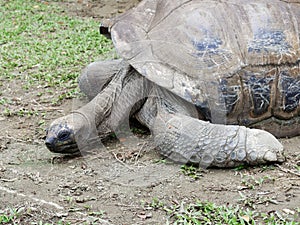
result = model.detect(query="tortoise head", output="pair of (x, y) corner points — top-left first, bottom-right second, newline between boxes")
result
(45, 112), (92, 154)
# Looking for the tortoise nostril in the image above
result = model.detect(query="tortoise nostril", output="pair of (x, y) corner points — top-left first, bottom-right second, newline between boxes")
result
(45, 139), (54, 150)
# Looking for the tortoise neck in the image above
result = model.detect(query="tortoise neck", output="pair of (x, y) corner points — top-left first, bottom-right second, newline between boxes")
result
(75, 61), (153, 134)
(75, 62), (132, 128)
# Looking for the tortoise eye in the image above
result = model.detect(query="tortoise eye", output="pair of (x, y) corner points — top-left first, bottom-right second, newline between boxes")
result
(58, 130), (70, 141)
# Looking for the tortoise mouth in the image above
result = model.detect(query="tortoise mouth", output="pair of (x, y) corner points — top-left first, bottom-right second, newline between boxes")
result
(46, 142), (80, 154)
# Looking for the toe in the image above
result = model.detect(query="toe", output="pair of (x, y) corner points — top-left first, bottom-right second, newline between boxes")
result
(246, 129), (285, 164)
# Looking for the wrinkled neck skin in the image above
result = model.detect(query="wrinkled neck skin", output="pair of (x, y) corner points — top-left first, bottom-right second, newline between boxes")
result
(68, 110), (99, 152)
(76, 62), (131, 127)
(72, 62), (152, 152)
(69, 62), (131, 152)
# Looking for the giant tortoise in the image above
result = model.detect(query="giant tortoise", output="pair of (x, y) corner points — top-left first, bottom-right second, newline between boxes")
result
(45, 0), (300, 168)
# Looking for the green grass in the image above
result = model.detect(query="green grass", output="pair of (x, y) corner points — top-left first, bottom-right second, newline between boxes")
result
(0, 207), (21, 224)
(180, 165), (203, 180)
(163, 201), (298, 225)
(0, 0), (113, 90)
(0, 213), (14, 224)
(0, 206), (102, 224)
(141, 198), (298, 224)
(2, 202), (299, 225)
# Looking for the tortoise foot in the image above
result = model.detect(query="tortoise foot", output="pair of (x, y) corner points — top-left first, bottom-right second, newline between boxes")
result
(245, 129), (285, 165)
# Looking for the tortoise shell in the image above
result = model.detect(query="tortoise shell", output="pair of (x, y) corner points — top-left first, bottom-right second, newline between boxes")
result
(103, 0), (300, 137)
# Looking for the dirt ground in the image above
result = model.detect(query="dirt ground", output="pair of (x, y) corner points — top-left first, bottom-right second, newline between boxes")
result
(0, 0), (299, 224)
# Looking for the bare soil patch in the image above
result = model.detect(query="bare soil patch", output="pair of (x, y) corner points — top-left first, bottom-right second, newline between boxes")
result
(0, 1), (299, 224)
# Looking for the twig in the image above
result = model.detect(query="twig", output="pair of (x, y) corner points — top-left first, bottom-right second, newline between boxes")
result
(134, 142), (147, 165)
(114, 203), (141, 209)
(275, 164), (300, 177)
(112, 152), (134, 171)
(0, 178), (18, 182)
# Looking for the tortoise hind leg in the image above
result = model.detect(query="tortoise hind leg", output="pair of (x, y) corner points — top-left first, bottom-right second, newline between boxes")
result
(78, 59), (123, 100)
(152, 112), (285, 168)
(136, 87), (285, 168)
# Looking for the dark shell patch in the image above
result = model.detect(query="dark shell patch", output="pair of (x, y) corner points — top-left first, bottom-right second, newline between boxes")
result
(219, 79), (240, 115)
(279, 73), (300, 112)
(245, 75), (273, 116)
(193, 37), (222, 52)
(191, 34), (232, 68)
(248, 28), (291, 53)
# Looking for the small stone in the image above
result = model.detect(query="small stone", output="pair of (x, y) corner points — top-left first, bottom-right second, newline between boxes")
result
(241, 215), (250, 223)
(137, 212), (152, 220)
(282, 208), (295, 215)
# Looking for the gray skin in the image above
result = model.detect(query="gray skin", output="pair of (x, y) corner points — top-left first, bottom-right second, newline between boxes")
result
(45, 0), (300, 168)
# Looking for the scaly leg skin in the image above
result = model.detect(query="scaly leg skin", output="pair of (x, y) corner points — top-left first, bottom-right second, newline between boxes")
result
(137, 87), (285, 168)
(79, 59), (150, 133)
(77, 59), (125, 137)
(153, 113), (285, 168)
